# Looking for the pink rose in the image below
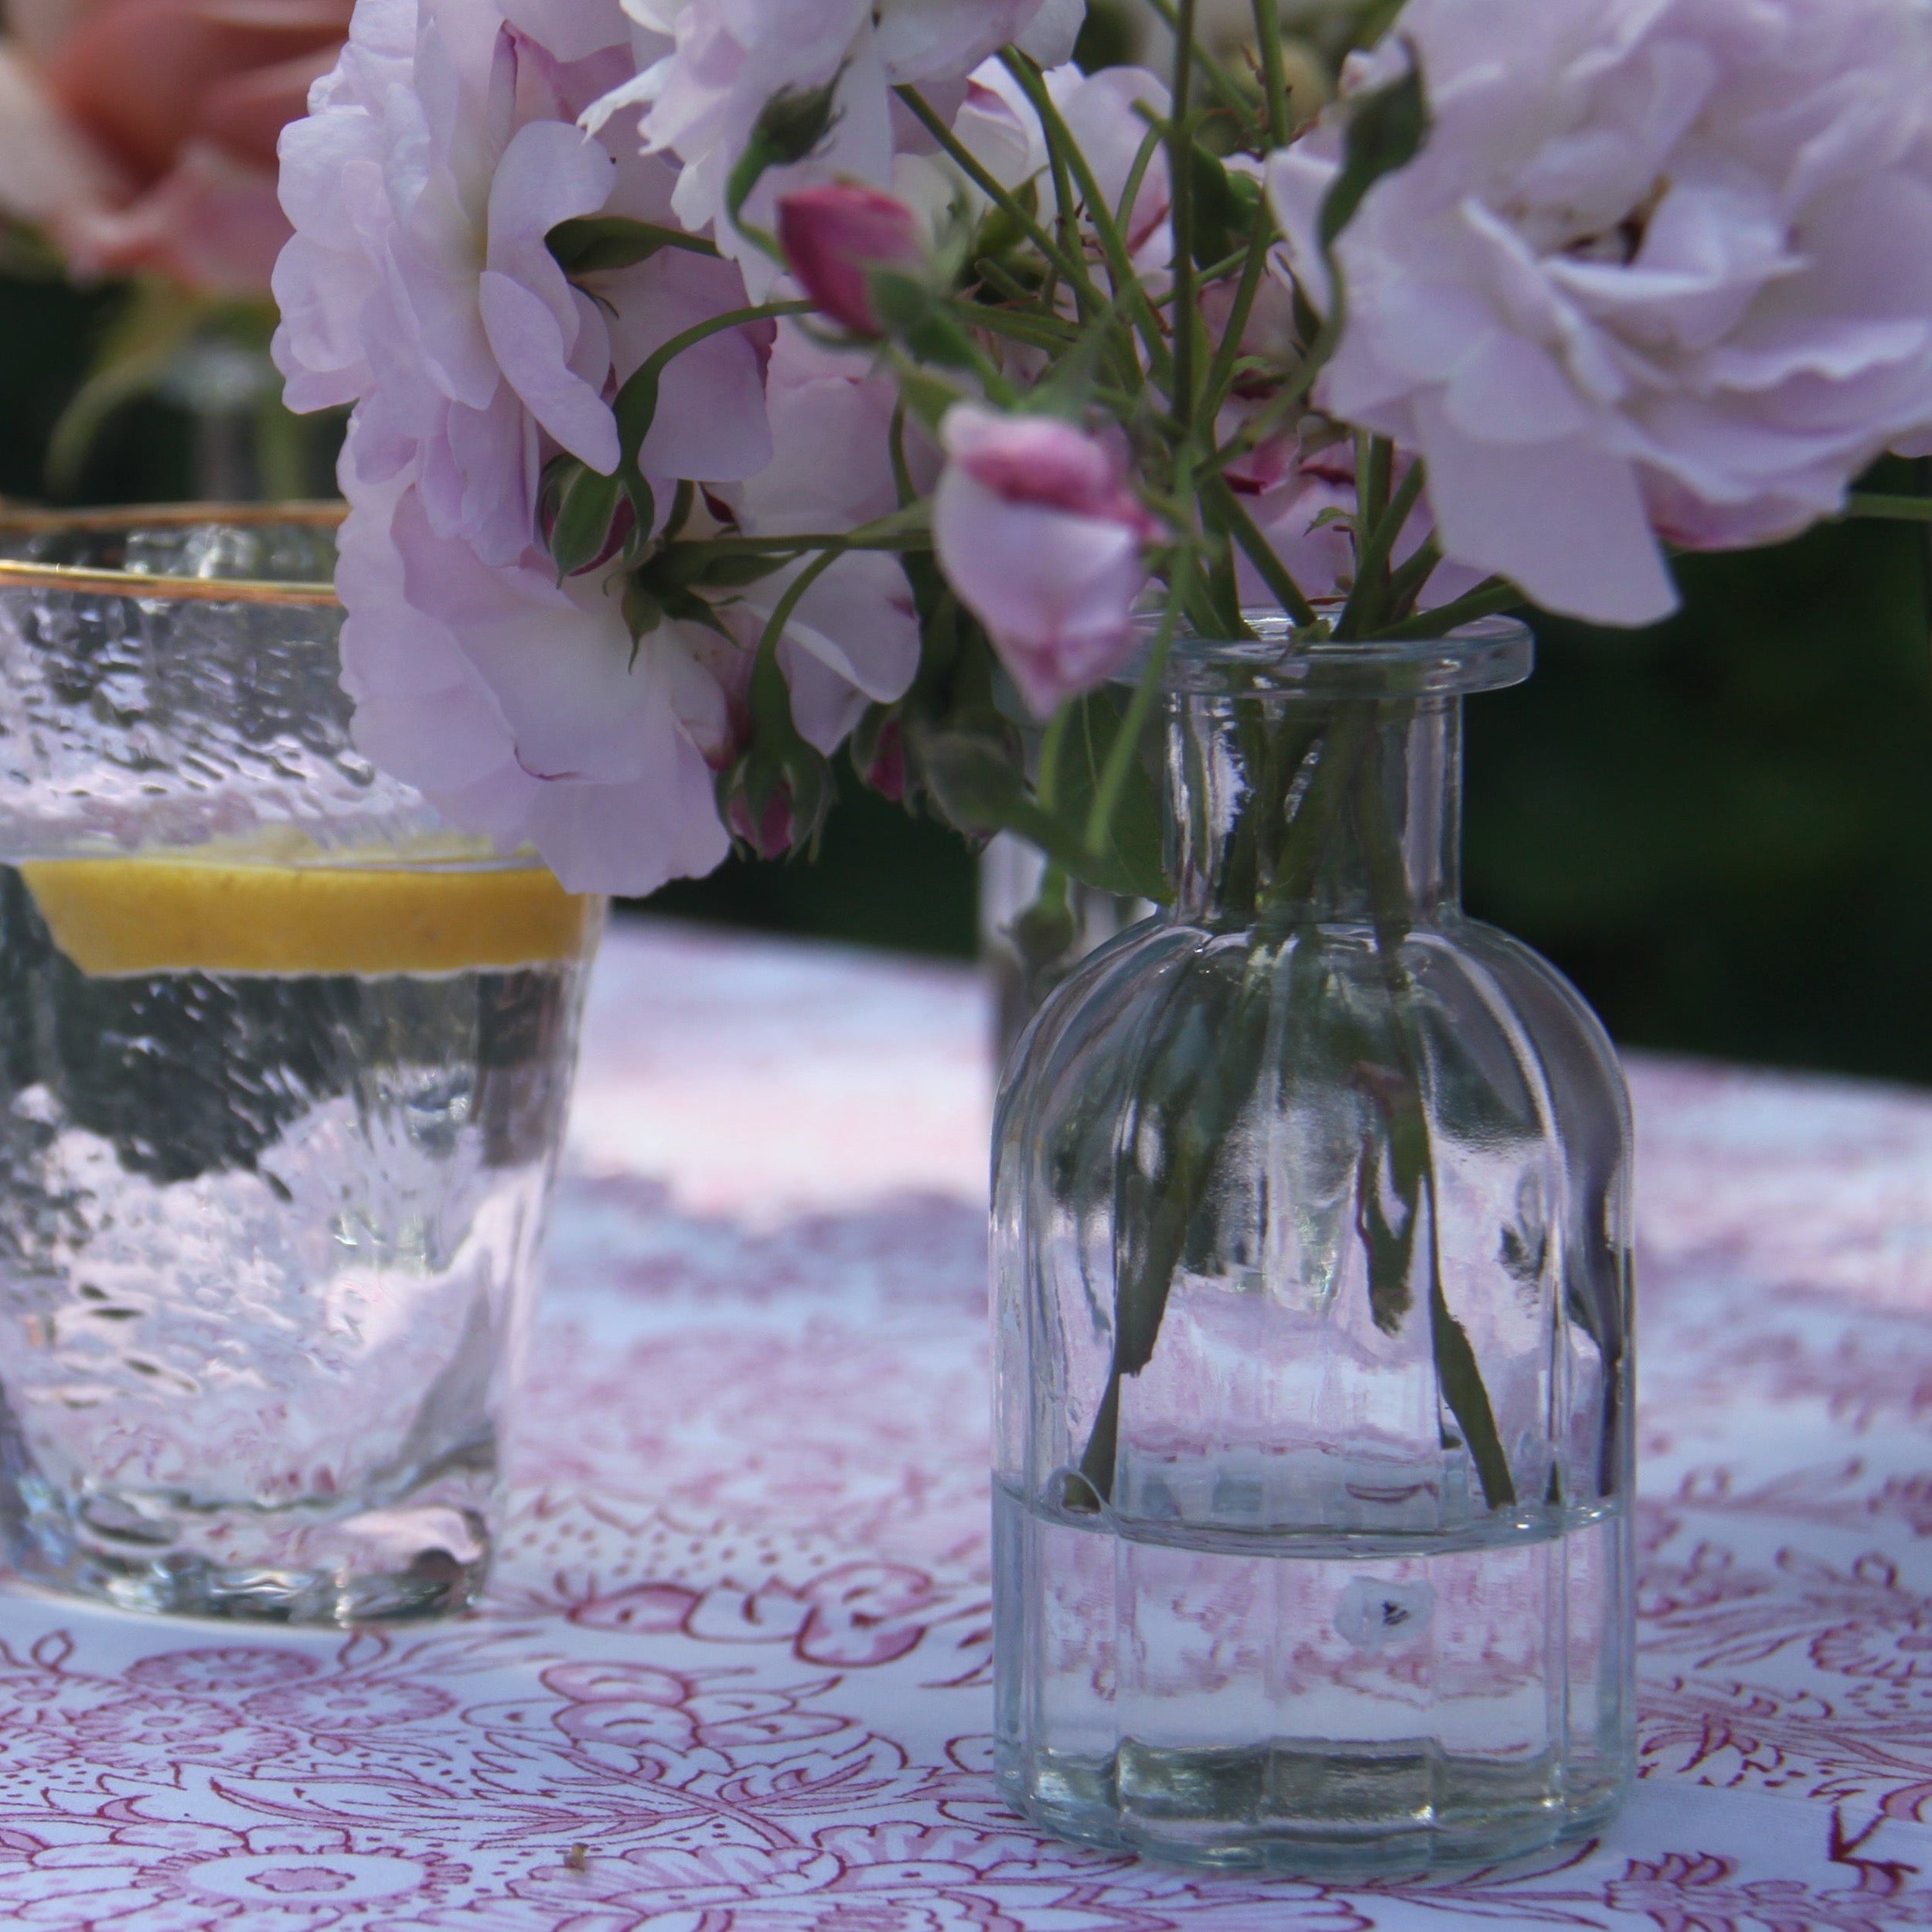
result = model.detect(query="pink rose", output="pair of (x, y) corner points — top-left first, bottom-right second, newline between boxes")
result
(933, 402), (1158, 717)
(0, 0), (349, 293)
(584, 0), (1079, 298)
(955, 59), (1173, 278)
(1268, 0), (1932, 627)
(725, 323), (929, 754)
(1225, 426), (1483, 614)
(275, 2), (653, 567)
(778, 181), (924, 339)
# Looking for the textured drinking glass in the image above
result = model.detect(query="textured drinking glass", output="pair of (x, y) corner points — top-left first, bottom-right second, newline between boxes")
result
(0, 509), (602, 1624)
(993, 619), (1636, 1872)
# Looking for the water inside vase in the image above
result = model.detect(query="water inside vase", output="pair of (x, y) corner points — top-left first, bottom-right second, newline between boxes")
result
(994, 1475), (1631, 1873)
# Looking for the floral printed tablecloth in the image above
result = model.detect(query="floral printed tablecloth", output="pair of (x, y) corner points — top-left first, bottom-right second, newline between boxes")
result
(4, 918), (1932, 1930)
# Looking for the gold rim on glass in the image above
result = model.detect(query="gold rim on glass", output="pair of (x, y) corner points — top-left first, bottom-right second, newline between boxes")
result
(0, 501), (346, 606)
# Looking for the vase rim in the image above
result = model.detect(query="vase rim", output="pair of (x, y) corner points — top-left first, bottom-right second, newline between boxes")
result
(1129, 608), (1534, 700)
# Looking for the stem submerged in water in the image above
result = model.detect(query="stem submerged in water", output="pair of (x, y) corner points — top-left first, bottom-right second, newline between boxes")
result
(1351, 741), (1515, 1508)
(1075, 697), (1517, 1515)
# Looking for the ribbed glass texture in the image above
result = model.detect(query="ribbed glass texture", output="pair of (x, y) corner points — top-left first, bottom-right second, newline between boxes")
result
(992, 621), (1636, 1872)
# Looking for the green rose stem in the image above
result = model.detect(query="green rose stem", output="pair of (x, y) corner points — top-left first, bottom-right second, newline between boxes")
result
(1351, 721), (1516, 1509)
(1845, 492), (1932, 521)
(1072, 690), (1362, 1506)
(1072, 694), (1517, 1515)
(895, 85), (1102, 315)
(1142, 0), (1252, 117)
(997, 53), (1176, 390)
(1165, 0), (1201, 438)
(1252, 0), (1294, 146)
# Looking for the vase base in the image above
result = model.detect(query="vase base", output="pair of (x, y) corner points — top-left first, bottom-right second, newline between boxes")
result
(1000, 1747), (1629, 1877)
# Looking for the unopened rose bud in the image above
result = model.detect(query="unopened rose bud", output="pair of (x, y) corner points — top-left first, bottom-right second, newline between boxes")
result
(727, 787), (797, 860)
(860, 715), (907, 803)
(777, 181), (925, 339)
(721, 734), (833, 860)
(750, 74), (841, 170)
(933, 404), (1161, 718)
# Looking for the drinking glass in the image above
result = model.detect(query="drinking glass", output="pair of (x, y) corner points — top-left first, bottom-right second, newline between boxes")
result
(0, 506), (602, 1623)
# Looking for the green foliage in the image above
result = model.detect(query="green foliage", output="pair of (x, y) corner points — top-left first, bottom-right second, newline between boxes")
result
(540, 457), (625, 581)
(0, 276), (125, 498)
(867, 270), (982, 367)
(1073, 0), (1141, 71)
(44, 281), (213, 496)
(0, 273), (342, 503)
(546, 216), (720, 274)
(1317, 60), (1429, 252)
(1187, 142), (1239, 268)
(918, 709), (1165, 902)
(725, 73), (843, 237)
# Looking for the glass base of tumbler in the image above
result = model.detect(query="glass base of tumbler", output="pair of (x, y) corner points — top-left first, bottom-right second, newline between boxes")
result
(4, 1470), (496, 1624)
(1000, 1746), (1627, 1876)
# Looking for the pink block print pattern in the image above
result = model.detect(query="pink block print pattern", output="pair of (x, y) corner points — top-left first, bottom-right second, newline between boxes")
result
(0, 922), (1928, 1927)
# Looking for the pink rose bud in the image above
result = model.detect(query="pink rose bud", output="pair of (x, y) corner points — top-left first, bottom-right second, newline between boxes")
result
(862, 716), (907, 803)
(777, 181), (925, 339)
(727, 787), (797, 860)
(933, 404), (1159, 718)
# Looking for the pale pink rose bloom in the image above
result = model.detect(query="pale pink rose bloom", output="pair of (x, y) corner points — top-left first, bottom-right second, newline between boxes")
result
(584, 0), (1078, 296)
(1222, 414), (1482, 615)
(934, 402), (1157, 717)
(955, 59), (1172, 276)
(734, 325), (933, 538)
(5, 0), (87, 64)
(337, 440), (732, 896)
(872, 0), (1078, 83)
(777, 180), (925, 339)
(727, 325), (931, 752)
(594, 152), (775, 487)
(495, 0), (628, 62)
(1269, 0), (1932, 629)
(0, 0), (347, 294)
(0, 43), (121, 232)
(269, 0), (413, 414)
(272, 0), (810, 893)
(740, 549), (922, 755)
(277, 0), (772, 542)
(277, 0), (775, 574)
(65, 138), (302, 291)
(583, 0), (892, 298)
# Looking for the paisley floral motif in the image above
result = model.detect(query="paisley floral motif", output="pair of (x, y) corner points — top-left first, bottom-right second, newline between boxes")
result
(0, 924), (1926, 1927)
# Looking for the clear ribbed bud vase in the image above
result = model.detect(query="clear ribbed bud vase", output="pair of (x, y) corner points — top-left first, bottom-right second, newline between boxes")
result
(991, 618), (1636, 1873)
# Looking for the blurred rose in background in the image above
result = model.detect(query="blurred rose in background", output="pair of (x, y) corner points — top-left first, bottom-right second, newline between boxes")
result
(0, 0), (348, 294)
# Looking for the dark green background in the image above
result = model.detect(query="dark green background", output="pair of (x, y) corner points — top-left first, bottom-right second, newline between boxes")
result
(7, 247), (1930, 1087)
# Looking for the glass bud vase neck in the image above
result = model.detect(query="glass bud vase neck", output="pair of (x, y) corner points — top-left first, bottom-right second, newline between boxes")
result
(1173, 692), (1460, 929)
(993, 618), (1636, 1875)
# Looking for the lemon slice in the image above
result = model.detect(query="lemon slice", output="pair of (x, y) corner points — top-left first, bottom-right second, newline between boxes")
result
(19, 858), (599, 978)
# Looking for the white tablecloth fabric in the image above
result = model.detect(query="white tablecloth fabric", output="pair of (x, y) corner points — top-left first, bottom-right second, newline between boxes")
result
(2, 918), (1930, 1930)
